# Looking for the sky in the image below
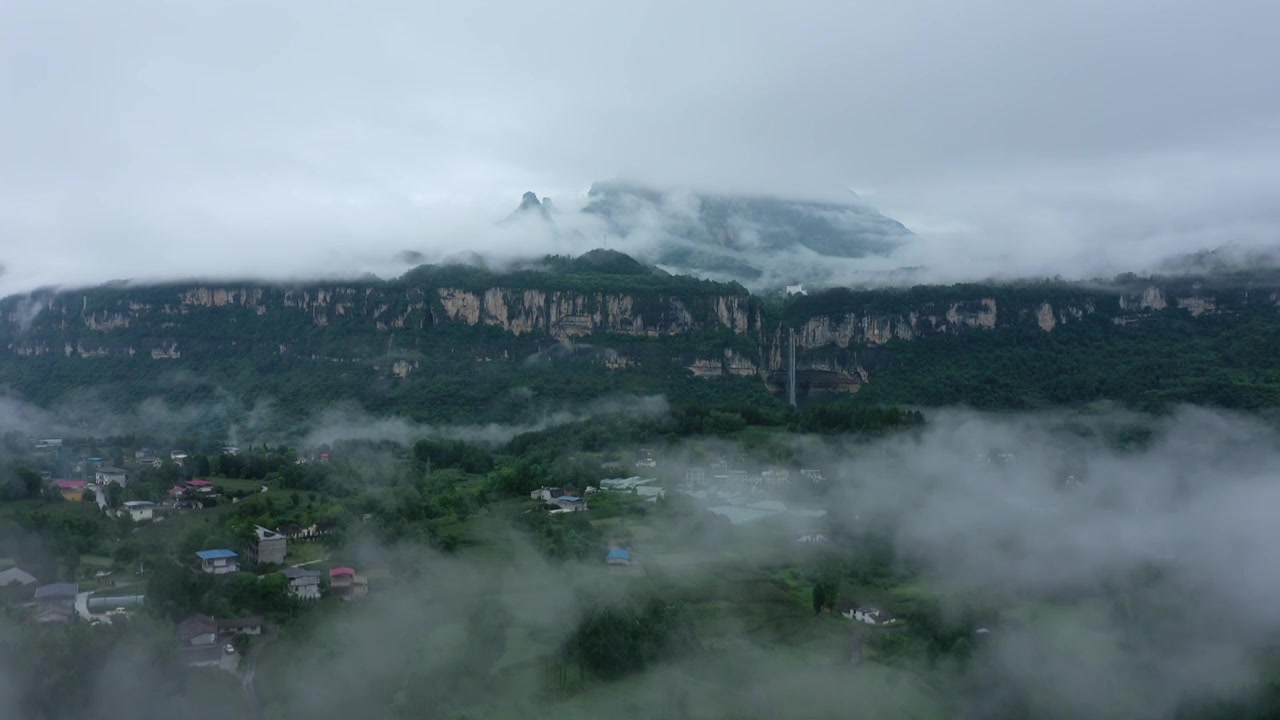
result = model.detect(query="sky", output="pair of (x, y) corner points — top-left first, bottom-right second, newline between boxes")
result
(2, 0), (1279, 295)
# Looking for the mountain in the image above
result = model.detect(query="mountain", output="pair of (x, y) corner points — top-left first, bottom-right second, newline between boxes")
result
(508, 181), (912, 286)
(3, 251), (1280, 437)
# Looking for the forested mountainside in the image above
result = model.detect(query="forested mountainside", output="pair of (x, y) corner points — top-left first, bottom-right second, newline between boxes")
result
(3, 251), (1280, 424)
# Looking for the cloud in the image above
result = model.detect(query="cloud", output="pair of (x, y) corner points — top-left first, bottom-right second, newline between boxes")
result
(2, 1), (1279, 295)
(301, 394), (670, 448)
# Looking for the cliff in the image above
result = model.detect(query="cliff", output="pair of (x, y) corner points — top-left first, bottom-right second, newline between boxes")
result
(2, 257), (1277, 406)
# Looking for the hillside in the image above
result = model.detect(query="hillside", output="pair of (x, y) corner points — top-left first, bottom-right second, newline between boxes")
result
(3, 254), (1280, 432)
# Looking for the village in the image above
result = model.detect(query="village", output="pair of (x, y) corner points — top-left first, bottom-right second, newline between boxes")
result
(0, 429), (998, 719)
(2, 436), (376, 678)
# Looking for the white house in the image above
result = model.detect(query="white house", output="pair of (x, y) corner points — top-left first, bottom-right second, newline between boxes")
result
(121, 500), (155, 522)
(95, 467), (127, 486)
(786, 284), (807, 296)
(170, 451), (188, 462)
(796, 533), (828, 544)
(281, 567), (321, 600)
(846, 607), (896, 626)
(195, 549), (239, 575)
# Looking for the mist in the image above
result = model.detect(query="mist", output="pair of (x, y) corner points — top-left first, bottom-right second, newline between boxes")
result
(4, 1), (1280, 296)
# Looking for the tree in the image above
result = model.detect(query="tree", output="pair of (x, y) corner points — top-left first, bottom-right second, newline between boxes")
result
(195, 455), (212, 477)
(105, 483), (123, 509)
(812, 582), (826, 615)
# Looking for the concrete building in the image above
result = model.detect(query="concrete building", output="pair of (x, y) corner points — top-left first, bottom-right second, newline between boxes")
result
(120, 500), (155, 522)
(94, 467), (127, 486)
(246, 526), (287, 565)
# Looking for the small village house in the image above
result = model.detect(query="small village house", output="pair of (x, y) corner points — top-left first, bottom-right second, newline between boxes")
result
(185, 479), (215, 494)
(121, 500), (155, 522)
(548, 495), (588, 512)
(94, 467), (127, 486)
(50, 479), (86, 502)
(246, 526), (287, 565)
(176, 614), (224, 667)
(196, 549), (239, 575)
(281, 567), (321, 600)
(178, 614), (218, 647)
(845, 606), (895, 626)
(33, 583), (78, 622)
(606, 547), (632, 566)
(329, 567), (368, 601)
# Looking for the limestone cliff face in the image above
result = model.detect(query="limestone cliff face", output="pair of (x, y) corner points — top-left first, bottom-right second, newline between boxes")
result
(0, 275), (1258, 388)
(433, 287), (752, 339)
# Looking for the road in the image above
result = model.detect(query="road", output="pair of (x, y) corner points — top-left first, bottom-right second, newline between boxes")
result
(241, 624), (278, 718)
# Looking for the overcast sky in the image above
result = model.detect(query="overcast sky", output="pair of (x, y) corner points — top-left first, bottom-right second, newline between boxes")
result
(2, 0), (1279, 295)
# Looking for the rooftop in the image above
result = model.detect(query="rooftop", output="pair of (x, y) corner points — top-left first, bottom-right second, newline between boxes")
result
(186, 479), (214, 487)
(0, 567), (37, 586)
(254, 525), (284, 540)
(606, 547), (631, 560)
(51, 480), (86, 489)
(34, 582), (79, 599)
(97, 466), (125, 474)
(218, 615), (264, 630)
(559, 495), (582, 502)
(195, 549), (238, 560)
(329, 567), (355, 577)
(281, 567), (320, 579)
(121, 500), (155, 508)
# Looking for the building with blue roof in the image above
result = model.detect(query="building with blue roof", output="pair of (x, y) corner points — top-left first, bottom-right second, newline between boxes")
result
(195, 549), (239, 575)
(606, 547), (631, 565)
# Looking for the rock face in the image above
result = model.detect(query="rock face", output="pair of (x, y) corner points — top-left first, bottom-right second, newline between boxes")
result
(0, 273), (1251, 397)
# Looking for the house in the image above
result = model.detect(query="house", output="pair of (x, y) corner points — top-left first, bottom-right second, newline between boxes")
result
(684, 468), (706, 485)
(635, 486), (665, 499)
(176, 614), (224, 666)
(217, 616), (263, 637)
(605, 547), (631, 565)
(50, 479), (86, 502)
(786, 284), (807, 296)
(800, 469), (825, 483)
(549, 495), (588, 512)
(196, 549), (239, 575)
(134, 449), (159, 465)
(120, 500), (155, 522)
(329, 567), (368, 601)
(221, 446), (240, 456)
(170, 451), (188, 463)
(281, 567), (321, 600)
(530, 487), (564, 501)
(796, 533), (829, 544)
(167, 486), (186, 498)
(761, 469), (790, 486)
(849, 607), (896, 626)
(0, 567), (37, 588)
(95, 467), (127, 486)
(246, 526), (287, 565)
(34, 583), (79, 612)
(177, 614), (219, 647)
(185, 479), (215, 494)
